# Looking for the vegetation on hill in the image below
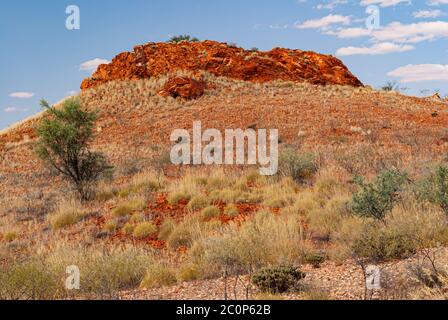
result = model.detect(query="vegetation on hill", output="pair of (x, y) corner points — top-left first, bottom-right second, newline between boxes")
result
(1, 74), (448, 300)
(35, 98), (112, 200)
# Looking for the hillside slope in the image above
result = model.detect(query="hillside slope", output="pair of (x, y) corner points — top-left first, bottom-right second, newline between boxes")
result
(1, 73), (447, 198)
(1, 71), (448, 300)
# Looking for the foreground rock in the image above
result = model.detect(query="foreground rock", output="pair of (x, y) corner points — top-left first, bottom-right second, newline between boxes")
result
(81, 40), (363, 90)
(158, 76), (206, 100)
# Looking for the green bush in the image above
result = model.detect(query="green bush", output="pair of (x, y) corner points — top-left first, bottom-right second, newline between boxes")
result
(35, 98), (112, 200)
(352, 224), (417, 263)
(350, 169), (407, 220)
(417, 166), (448, 215)
(169, 35), (199, 43)
(252, 265), (305, 293)
(303, 251), (327, 268)
(278, 148), (317, 184)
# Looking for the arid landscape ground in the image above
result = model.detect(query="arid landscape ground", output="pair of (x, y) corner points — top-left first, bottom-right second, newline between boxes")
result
(1, 41), (448, 300)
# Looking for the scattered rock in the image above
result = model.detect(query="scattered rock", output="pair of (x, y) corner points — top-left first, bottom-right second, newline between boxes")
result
(158, 76), (206, 100)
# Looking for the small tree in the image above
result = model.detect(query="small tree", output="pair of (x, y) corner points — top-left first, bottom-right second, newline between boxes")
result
(350, 169), (408, 221)
(381, 81), (398, 92)
(36, 98), (111, 200)
(169, 35), (199, 43)
(417, 166), (448, 215)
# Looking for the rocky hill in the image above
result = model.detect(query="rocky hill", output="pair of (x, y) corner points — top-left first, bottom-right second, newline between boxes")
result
(2, 40), (448, 301)
(81, 40), (363, 90)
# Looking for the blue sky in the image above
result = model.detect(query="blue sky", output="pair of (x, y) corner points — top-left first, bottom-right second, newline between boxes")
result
(1, 0), (447, 129)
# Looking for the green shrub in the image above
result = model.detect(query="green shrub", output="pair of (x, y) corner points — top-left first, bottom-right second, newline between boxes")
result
(252, 265), (305, 293)
(303, 251), (327, 268)
(350, 169), (407, 220)
(140, 264), (177, 288)
(169, 35), (199, 43)
(133, 222), (157, 239)
(417, 166), (448, 215)
(352, 224), (417, 262)
(278, 148), (317, 184)
(35, 98), (112, 200)
(202, 206), (220, 218)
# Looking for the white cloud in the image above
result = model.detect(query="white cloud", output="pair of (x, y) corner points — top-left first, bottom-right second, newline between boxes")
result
(9, 92), (34, 99)
(413, 9), (443, 18)
(79, 58), (109, 72)
(372, 21), (448, 43)
(4, 107), (18, 113)
(4, 106), (29, 113)
(294, 14), (351, 29)
(269, 24), (289, 29)
(336, 42), (414, 56)
(325, 27), (373, 38)
(329, 21), (448, 43)
(428, 0), (448, 5)
(387, 64), (448, 83)
(360, 0), (411, 7)
(316, 0), (348, 10)
(67, 90), (79, 96)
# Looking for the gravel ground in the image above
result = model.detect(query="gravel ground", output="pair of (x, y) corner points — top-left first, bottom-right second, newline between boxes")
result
(120, 252), (440, 300)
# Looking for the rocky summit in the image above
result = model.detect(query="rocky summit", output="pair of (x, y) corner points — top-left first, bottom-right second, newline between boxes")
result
(80, 40), (363, 90)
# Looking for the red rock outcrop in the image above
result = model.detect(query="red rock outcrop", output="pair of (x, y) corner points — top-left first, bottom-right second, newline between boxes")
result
(158, 76), (206, 100)
(80, 40), (363, 90)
